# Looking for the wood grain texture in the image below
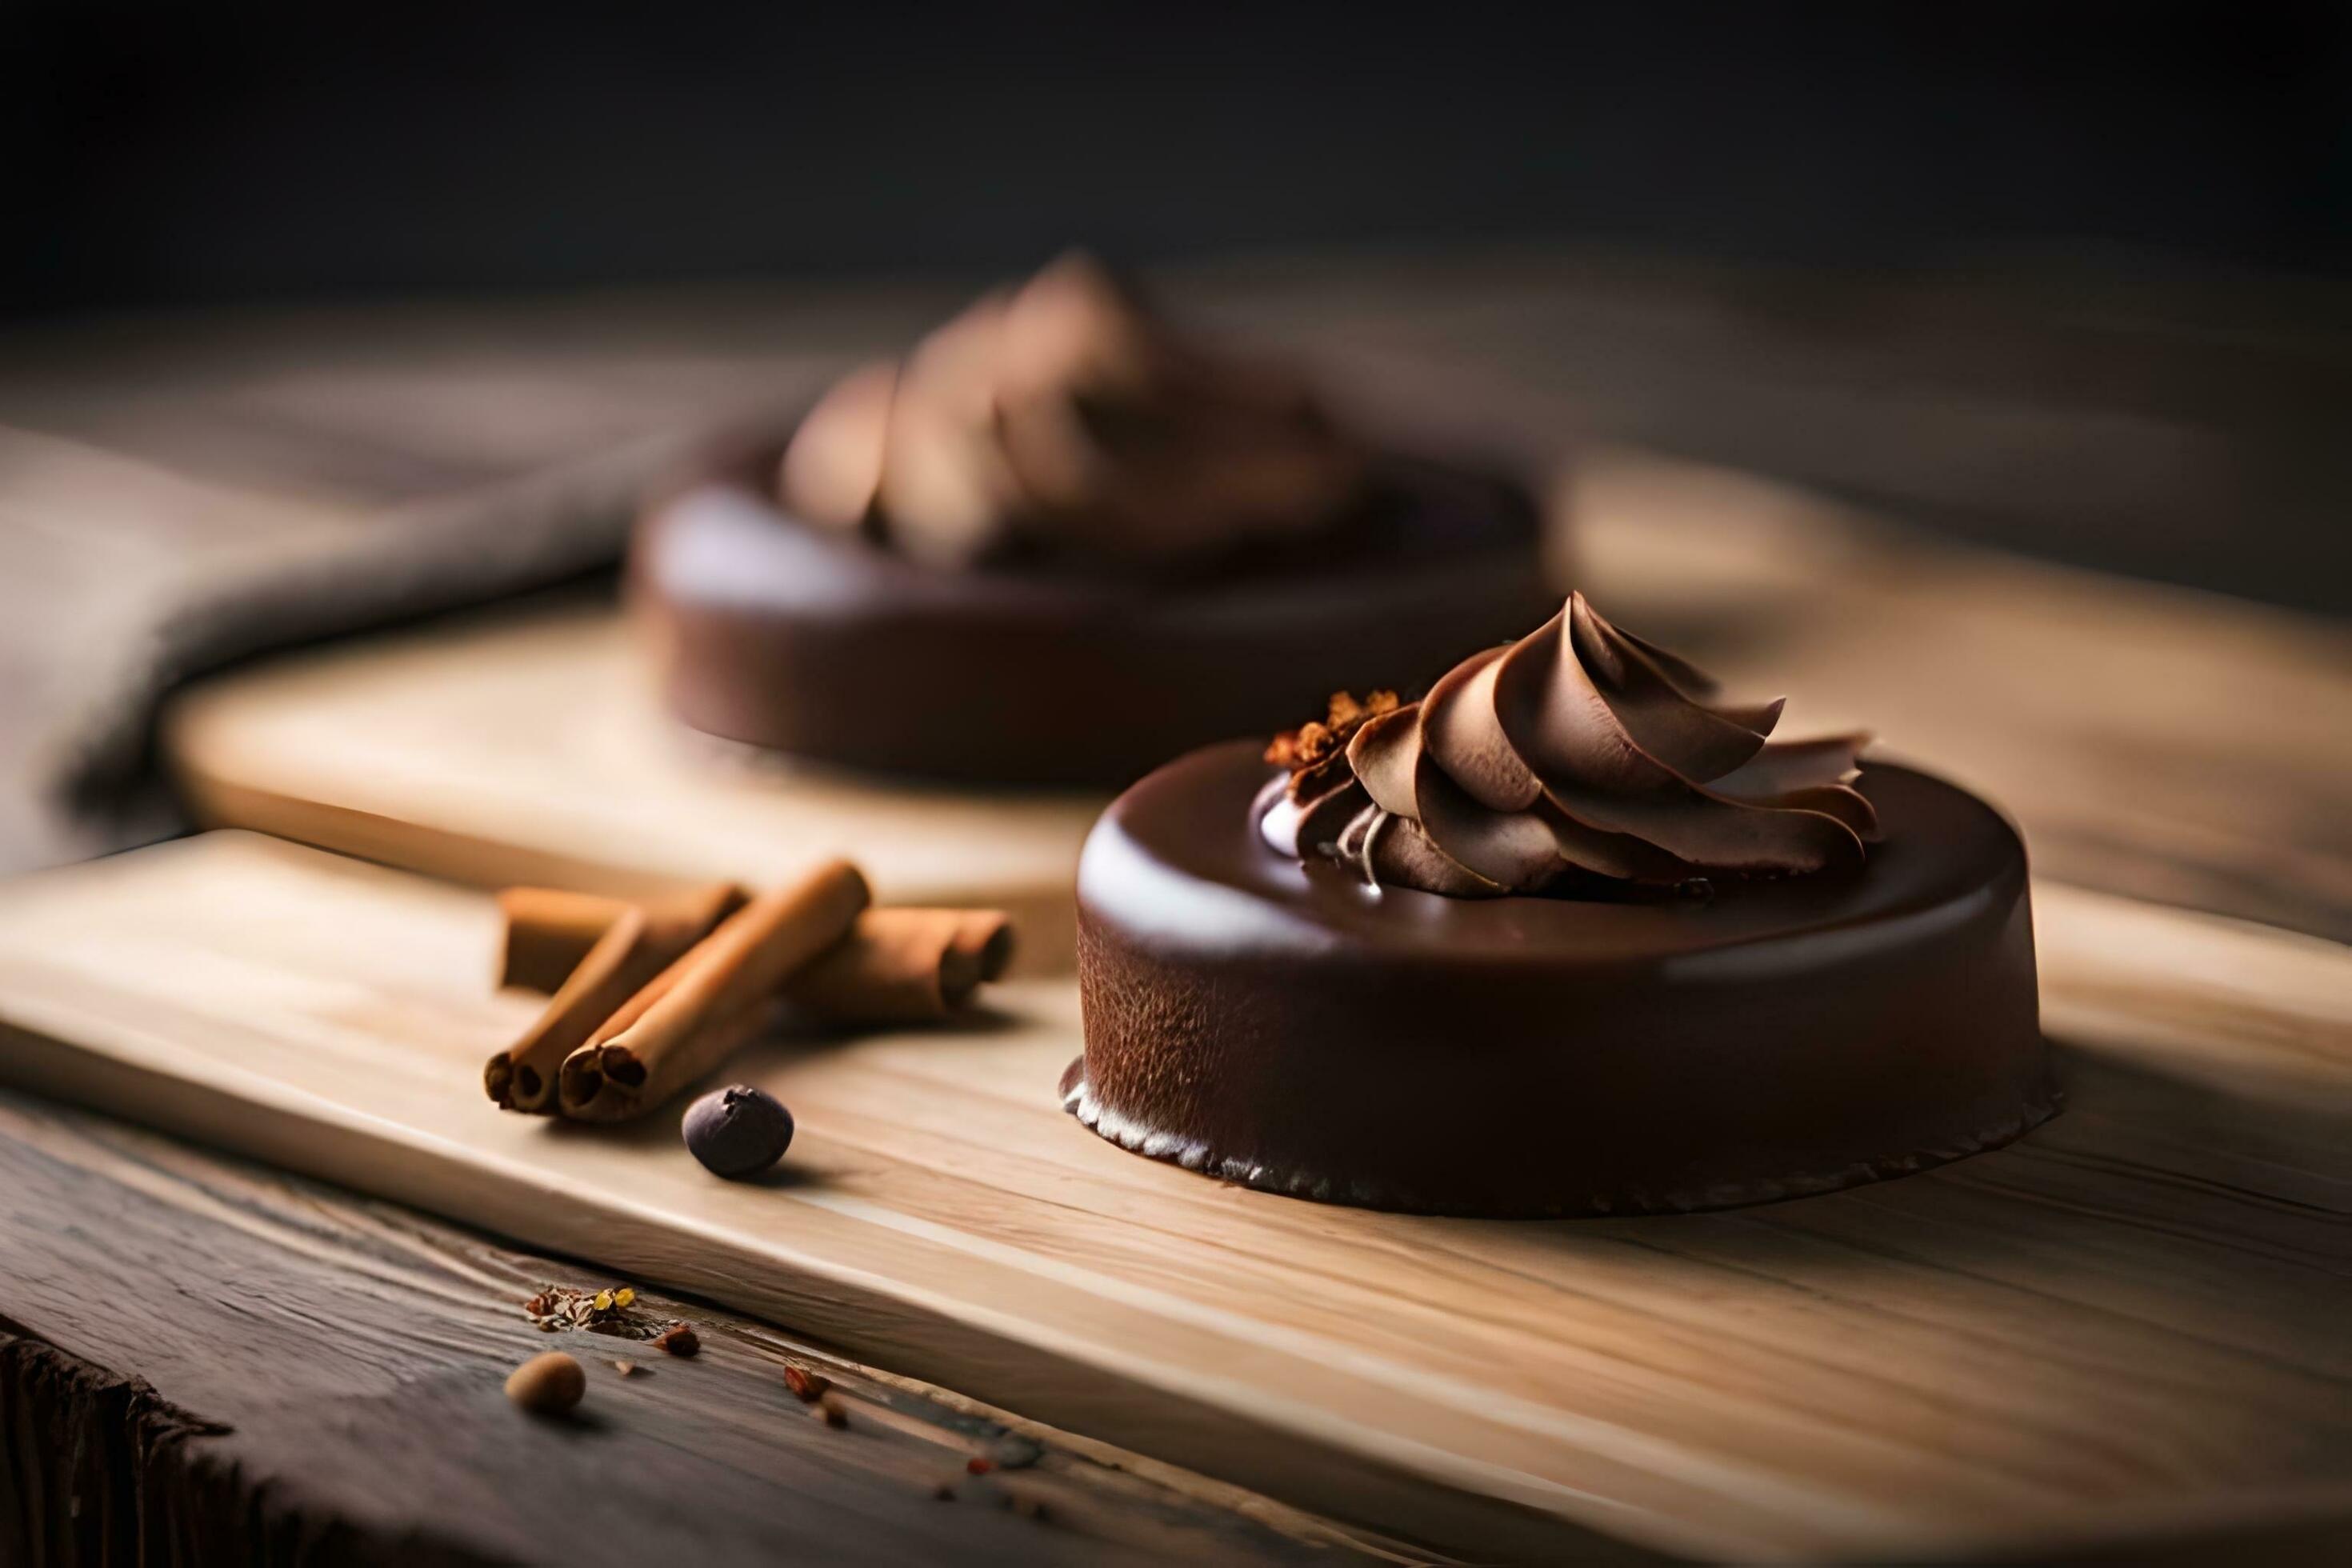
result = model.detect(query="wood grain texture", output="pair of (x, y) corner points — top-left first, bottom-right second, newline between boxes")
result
(0, 831), (2345, 1562)
(163, 595), (1104, 971)
(0, 1085), (1392, 1566)
(158, 455), (2352, 966)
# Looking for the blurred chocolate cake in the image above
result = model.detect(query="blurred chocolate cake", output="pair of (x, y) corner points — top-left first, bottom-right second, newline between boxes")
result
(631, 254), (1553, 786)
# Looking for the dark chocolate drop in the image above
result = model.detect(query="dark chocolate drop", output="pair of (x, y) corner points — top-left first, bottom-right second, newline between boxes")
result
(682, 1085), (794, 1179)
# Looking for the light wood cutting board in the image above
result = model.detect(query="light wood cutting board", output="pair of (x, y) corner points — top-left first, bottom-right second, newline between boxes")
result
(1, 830), (2346, 1562)
(163, 599), (1107, 970)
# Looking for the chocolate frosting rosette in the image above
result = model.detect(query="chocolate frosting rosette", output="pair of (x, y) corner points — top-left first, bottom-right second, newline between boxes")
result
(780, 251), (1368, 572)
(1261, 594), (1878, 897)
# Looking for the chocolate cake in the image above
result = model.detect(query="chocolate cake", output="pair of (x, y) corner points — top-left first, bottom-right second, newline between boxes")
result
(631, 254), (1553, 786)
(1067, 594), (2056, 1215)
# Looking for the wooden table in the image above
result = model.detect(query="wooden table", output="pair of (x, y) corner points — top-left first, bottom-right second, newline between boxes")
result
(2, 260), (2347, 1565)
(7, 834), (2349, 1564)
(0, 452), (2342, 1562)
(0, 1084), (1398, 1566)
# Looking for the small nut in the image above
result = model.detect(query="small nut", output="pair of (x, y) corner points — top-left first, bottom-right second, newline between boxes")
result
(815, 1394), (849, 1429)
(505, 1351), (586, 1414)
(654, 1323), (700, 1358)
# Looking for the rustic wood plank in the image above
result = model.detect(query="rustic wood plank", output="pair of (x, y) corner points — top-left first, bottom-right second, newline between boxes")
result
(0, 831), (2343, 1562)
(0, 1085), (1395, 1566)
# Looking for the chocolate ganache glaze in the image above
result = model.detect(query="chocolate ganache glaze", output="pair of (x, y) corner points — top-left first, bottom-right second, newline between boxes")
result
(781, 251), (1367, 573)
(1069, 596), (2058, 1215)
(1261, 593), (1878, 897)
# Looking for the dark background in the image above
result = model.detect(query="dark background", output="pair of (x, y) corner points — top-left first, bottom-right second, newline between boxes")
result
(7, 2), (2346, 313)
(5, 2), (2347, 614)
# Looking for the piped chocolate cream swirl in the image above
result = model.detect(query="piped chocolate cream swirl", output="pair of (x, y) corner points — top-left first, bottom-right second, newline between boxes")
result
(1260, 594), (1878, 897)
(778, 251), (1366, 572)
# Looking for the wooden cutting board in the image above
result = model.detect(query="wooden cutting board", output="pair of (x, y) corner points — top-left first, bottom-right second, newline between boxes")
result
(2, 830), (2346, 1563)
(163, 599), (1107, 970)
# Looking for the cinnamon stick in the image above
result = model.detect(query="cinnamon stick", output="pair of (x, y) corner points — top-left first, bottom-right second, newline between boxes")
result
(496, 884), (746, 994)
(556, 862), (870, 1122)
(485, 882), (746, 1113)
(786, 908), (1014, 1024)
(498, 887), (629, 993)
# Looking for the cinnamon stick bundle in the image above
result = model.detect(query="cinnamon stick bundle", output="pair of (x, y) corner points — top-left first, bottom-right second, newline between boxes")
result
(556, 861), (870, 1122)
(786, 908), (1014, 1024)
(484, 882), (745, 1112)
(499, 886), (1013, 1025)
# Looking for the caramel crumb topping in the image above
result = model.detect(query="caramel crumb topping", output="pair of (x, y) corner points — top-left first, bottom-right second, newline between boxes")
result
(1266, 690), (1398, 799)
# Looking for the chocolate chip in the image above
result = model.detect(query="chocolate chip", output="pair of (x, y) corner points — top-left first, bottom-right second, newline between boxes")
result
(682, 1084), (794, 1178)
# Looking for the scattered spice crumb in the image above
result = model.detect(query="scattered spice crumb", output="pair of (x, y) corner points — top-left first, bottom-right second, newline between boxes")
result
(814, 1394), (849, 1429)
(612, 1360), (641, 1377)
(965, 1456), (994, 1475)
(930, 1482), (956, 1502)
(782, 1365), (830, 1403)
(520, 1283), (682, 1343)
(654, 1323), (700, 1358)
(1007, 1492), (1049, 1522)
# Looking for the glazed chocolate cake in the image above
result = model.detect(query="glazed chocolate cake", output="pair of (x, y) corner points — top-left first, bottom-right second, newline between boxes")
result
(1067, 594), (2056, 1215)
(631, 254), (1553, 786)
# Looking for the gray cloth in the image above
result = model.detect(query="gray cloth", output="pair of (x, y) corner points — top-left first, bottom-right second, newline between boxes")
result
(0, 426), (671, 866)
